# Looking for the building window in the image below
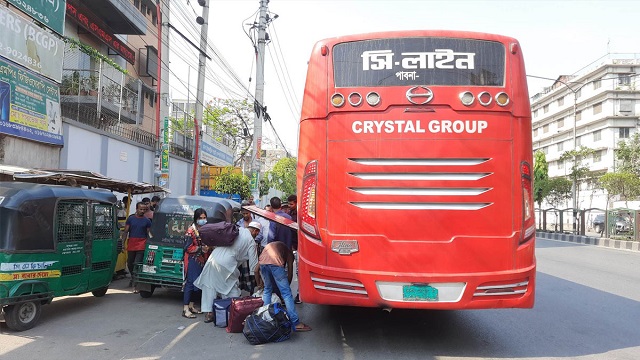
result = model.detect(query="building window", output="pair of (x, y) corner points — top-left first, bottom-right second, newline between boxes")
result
(557, 142), (563, 152)
(593, 102), (602, 114)
(557, 97), (564, 106)
(620, 127), (630, 138)
(593, 79), (601, 89)
(618, 74), (631, 86)
(543, 124), (549, 133)
(557, 159), (564, 169)
(542, 146), (548, 154)
(543, 104), (549, 113)
(593, 129), (601, 141)
(575, 111), (582, 121)
(533, 109), (538, 118)
(533, 128), (538, 137)
(576, 89), (582, 98)
(576, 136), (581, 147)
(593, 150), (602, 163)
(557, 118), (564, 128)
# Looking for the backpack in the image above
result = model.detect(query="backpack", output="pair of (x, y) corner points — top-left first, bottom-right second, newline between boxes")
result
(199, 222), (239, 247)
(243, 303), (292, 345)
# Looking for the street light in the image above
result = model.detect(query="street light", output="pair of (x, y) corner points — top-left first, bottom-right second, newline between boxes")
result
(528, 75), (591, 233)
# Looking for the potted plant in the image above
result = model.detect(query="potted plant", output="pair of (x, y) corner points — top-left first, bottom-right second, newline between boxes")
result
(60, 71), (80, 95)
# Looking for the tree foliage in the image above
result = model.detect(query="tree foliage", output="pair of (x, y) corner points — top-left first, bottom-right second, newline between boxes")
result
(265, 157), (297, 196)
(533, 151), (550, 208)
(599, 172), (640, 204)
(545, 177), (572, 208)
(615, 133), (640, 176)
(170, 99), (255, 167)
(213, 167), (251, 199)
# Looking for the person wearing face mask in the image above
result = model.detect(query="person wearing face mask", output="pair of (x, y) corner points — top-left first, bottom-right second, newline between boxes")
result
(182, 208), (211, 318)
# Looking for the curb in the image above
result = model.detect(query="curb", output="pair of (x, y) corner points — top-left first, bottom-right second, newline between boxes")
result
(536, 231), (640, 252)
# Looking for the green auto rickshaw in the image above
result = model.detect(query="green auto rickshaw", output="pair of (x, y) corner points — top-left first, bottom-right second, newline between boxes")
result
(134, 195), (239, 298)
(0, 182), (118, 331)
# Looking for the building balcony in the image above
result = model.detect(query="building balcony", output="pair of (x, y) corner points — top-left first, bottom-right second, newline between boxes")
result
(76, 0), (147, 35)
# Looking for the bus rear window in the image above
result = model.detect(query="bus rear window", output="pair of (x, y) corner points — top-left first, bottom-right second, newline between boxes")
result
(333, 37), (505, 87)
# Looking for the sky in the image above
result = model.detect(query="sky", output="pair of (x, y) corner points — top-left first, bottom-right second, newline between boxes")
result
(169, 0), (640, 156)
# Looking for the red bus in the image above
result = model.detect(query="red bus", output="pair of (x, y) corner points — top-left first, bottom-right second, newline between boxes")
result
(296, 31), (535, 309)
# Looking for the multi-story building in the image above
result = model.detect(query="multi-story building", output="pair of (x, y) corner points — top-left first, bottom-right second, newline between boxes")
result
(530, 54), (640, 210)
(0, 0), (200, 195)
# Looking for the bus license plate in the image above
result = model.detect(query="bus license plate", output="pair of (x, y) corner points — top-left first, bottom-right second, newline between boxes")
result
(403, 284), (438, 301)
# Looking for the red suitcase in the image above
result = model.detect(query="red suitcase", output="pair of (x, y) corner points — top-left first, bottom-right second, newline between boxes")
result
(226, 297), (264, 333)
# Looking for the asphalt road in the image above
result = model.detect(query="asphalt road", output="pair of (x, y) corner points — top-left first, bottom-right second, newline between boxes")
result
(1, 238), (639, 360)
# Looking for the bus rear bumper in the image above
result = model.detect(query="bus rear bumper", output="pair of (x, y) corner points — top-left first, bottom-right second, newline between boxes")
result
(298, 260), (536, 309)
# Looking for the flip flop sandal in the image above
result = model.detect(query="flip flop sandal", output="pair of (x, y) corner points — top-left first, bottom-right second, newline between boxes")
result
(294, 323), (312, 332)
(189, 307), (203, 314)
(182, 310), (197, 319)
(204, 313), (214, 323)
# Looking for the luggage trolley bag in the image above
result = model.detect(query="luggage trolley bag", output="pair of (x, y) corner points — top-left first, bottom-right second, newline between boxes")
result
(226, 297), (264, 333)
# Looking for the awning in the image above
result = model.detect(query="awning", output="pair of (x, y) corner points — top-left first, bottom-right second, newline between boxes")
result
(0, 165), (169, 195)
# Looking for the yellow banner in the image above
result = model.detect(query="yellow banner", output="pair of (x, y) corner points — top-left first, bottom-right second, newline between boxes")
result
(0, 270), (61, 281)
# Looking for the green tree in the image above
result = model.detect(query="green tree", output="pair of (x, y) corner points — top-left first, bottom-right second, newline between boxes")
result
(599, 172), (640, 207)
(545, 177), (572, 208)
(533, 151), (550, 228)
(259, 178), (270, 197)
(615, 133), (640, 175)
(265, 157), (297, 196)
(214, 167), (251, 199)
(202, 99), (254, 167)
(559, 146), (596, 207)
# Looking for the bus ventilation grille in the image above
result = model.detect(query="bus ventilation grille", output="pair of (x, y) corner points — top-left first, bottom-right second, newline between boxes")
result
(311, 275), (368, 297)
(92, 261), (111, 271)
(61, 265), (82, 276)
(473, 279), (528, 297)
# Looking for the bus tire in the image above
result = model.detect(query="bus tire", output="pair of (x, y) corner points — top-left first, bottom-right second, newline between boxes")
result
(4, 301), (42, 331)
(92, 287), (109, 297)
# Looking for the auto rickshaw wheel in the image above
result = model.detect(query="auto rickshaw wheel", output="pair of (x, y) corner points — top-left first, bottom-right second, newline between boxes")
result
(139, 290), (154, 298)
(4, 301), (42, 331)
(92, 287), (109, 297)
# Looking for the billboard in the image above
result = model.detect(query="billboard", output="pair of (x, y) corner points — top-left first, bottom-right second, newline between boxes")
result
(0, 58), (63, 145)
(201, 133), (233, 166)
(0, 6), (64, 83)
(7, 0), (66, 36)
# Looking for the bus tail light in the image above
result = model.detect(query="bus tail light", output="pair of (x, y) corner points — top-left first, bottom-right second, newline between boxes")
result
(300, 160), (320, 238)
(495, 92), (510, 106)
(348, 92), (362, 106)
(521, 162), (535, 243)
(459, 91), (474, 106)
(331, 93), (345, 107)
(366, 92), (380, 106)
(478, 91), (492, 106)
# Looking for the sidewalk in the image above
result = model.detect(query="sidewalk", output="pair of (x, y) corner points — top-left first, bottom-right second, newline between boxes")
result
(536, 231), (640, 252)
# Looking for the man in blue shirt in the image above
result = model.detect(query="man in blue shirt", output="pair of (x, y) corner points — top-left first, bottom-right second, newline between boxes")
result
(267, 197), (294, 250)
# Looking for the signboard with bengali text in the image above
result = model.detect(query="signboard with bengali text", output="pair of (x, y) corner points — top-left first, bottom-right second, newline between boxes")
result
(0, 58), (63, 145)
(7, 0), (66, 36)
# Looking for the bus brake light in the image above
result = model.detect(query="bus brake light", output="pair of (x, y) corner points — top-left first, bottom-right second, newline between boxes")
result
(300, 160), (320, 238)
(521, 162), (535, 243)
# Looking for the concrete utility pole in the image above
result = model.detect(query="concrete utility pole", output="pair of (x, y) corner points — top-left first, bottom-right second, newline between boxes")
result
(191, 0), (210, 195)
(250, 0), (269, 202)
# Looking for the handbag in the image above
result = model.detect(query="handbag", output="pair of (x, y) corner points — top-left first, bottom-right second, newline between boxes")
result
(199, 222), (239, 247)
(226, 296), (264, 333)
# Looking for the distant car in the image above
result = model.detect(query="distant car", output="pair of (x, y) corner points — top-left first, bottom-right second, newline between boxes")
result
(591, 214), (632, 234)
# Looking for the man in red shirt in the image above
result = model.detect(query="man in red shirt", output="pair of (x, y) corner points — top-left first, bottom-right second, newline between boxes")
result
(121, 202), (152, 288)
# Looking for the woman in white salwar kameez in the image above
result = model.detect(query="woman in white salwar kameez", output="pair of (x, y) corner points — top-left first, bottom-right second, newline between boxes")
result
(194, 227), (259, 323)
